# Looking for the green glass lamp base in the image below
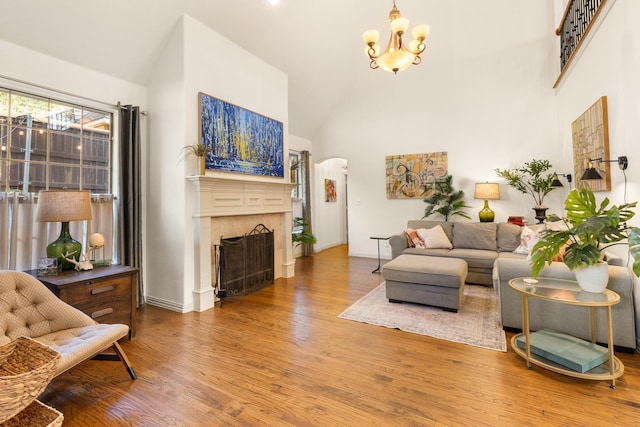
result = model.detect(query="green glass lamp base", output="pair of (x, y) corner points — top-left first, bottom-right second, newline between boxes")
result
(47, 222), (82, 270)
(478, 200), (495, 223)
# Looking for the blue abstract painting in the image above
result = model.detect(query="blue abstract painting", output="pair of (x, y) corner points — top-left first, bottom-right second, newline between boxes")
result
(199, 92), (284, 177)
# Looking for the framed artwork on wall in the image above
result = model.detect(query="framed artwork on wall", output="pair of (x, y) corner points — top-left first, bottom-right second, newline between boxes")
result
(325, 179), (337, 202)
(199, 92), (284, 177)
(385, 152), (448, 199)
(572, 96), (610, 192)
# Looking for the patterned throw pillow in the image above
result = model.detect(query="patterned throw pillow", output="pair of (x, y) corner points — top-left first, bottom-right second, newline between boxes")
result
(404, 228), (425, 248)
(513, 226), (541, 255)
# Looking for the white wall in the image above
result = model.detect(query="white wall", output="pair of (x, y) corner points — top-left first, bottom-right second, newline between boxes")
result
(145, 15), (289, 312)
(313, 1), (559, 261)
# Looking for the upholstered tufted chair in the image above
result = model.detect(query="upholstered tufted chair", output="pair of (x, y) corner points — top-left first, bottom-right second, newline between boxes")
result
(0, 271), (135, 379)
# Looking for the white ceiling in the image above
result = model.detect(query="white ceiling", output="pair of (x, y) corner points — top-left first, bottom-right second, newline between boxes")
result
(0, 0), (443, 139)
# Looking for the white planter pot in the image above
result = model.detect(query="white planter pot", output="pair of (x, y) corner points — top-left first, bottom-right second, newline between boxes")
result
(574, 263), (609, 293)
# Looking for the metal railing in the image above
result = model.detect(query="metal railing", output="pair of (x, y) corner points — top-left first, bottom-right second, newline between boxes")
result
(556, 0), (607, 71)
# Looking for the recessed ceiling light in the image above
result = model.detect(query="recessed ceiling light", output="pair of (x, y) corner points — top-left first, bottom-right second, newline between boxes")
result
(269, 0), (280, 5)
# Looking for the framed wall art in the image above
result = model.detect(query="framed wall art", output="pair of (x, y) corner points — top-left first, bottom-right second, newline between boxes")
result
(199, 92), (284, 177)
(385, 152), (448, 199)
(325, 179), (337, 202)
(572, 96), (610, 192)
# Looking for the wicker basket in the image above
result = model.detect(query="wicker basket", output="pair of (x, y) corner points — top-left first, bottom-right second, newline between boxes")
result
(0, 337), (61, 423)
(0, 400), (63, 427)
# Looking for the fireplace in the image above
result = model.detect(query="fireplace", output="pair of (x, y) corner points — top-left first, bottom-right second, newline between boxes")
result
(187, 176), (295, 311)
(217, 224), (274, 298)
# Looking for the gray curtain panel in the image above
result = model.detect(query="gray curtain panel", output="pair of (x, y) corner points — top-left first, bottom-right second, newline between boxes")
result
(118, 105), (144, 306)
(301, 150), (313, 257)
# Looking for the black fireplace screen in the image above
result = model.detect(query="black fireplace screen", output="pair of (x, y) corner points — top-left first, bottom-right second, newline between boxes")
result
(216, 224), (274, 298)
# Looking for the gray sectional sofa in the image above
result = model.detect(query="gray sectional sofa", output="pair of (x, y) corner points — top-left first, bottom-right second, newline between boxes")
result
(388, 220), (637, 351)
(389, 220), (528, 286)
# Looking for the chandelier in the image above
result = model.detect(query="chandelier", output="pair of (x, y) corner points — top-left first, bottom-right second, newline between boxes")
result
(362, 1), (430, 74)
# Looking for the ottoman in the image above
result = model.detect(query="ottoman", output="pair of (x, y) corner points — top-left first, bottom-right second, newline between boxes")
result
(382, 255), (468, 312)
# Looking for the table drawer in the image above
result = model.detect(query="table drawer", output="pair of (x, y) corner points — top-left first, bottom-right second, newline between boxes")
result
(60, 276), (132, 306)
(75, 298), (132, 326)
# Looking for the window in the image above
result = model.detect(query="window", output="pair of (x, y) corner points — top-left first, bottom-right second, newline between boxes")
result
(0, 89), (111, 192)
(0, 87), (116, 271)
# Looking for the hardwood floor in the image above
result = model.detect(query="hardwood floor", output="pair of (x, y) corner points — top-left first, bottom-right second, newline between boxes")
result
(40, 245), (640, 426)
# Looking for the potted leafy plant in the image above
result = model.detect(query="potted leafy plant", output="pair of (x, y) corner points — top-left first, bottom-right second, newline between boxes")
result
(530, 188), (640, 292)
(422, 175), (471, 221)
(180, 143), (213, 175)
(292, 217), (317, 252)
(495, 159), (557, 223)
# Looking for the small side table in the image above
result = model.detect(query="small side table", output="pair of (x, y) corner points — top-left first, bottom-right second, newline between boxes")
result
(370, 236), (390, 273)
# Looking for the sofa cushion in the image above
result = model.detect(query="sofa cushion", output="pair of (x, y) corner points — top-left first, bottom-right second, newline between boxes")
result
(403, 248), (451, 257)
(452, 222), (497, 251)
(447, 248), (498, 269)
(417, 225), (452, 249)
(497, 223), (523, 252)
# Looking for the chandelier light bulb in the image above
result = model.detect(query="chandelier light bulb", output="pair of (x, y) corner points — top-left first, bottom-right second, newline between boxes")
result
(362, 30), (380, 45)
(412, 24), (430, 40)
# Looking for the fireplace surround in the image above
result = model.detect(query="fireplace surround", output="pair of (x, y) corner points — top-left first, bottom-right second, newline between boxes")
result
(187, 176), (295, 311)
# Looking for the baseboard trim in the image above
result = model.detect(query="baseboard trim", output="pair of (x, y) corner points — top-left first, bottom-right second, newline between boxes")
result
(145, 296), (193, 313)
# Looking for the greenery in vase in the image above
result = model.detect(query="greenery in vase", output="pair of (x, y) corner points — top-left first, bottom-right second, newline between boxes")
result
(530, 188), (640, 277)
(180, 142), (213, 159)
(495, 159), (556, 207)
(422, 174), (471, 221)
(292, 217), (317, 248)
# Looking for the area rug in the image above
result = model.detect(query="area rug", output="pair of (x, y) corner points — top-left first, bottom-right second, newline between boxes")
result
(338, 283), (506, 352)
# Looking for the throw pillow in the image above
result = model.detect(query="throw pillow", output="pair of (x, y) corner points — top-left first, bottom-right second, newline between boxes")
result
(416, 225), (453, 249)
(497, 222), (523, 252)
(514, 226), (541, 255)
(404, 228), (425, 248)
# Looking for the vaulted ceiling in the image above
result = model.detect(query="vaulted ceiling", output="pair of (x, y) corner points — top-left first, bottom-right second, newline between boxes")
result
(0, 1), (538, 140)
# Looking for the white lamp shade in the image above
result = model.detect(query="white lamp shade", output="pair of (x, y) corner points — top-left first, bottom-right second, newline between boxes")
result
(362, 30), (379, 45)
(390, 17), (409, 34)
(412, 24), (430, 40)
(474, 183), (500, 200)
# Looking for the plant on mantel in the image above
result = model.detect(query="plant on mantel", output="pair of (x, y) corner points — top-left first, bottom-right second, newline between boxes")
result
(530, 189), (640, 290)
(179, 143), (213, 175)
(495, 159), (557, 223)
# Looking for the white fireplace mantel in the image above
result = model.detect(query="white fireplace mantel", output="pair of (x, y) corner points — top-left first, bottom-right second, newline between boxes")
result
(187, 175), (295, 311)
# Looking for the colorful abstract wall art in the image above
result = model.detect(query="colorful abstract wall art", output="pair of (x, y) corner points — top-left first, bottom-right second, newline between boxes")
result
(199, 92), (284, 177)
(385, 152), (448, 199)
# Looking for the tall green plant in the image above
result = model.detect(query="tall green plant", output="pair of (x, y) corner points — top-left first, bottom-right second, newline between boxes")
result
(422, 175), (471, 221)
(531, 188), (640, 277)
(495, 159), (556, 207)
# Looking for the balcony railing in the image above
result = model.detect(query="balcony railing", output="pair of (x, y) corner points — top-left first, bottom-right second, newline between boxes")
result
(554, 0), (613, 87)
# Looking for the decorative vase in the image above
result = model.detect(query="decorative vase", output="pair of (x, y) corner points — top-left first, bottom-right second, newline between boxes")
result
(198, 156), (206, 175)
(533, 206), (548, 224)
(46, 222), (81, 270)
(574, 262), (609, 293)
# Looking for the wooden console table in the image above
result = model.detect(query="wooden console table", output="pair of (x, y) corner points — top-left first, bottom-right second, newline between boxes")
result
(509, 277), (623, 388)
(26, 265), (138, 340)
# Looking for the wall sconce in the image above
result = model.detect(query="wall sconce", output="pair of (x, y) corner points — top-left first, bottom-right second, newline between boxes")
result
(474, 182), (500, 223)
(551, 173), (572, 189)
(580, 156), (628, 180)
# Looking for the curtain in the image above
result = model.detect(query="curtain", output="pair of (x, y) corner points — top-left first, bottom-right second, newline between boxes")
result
(301, 150), (314, 256)
(0, 192), (114, 271)
(118, 105), (144, 306)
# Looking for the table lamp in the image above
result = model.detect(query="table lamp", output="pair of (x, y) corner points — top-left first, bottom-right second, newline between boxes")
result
(474, 182), (500, 222)
(36, 190), (92, 270)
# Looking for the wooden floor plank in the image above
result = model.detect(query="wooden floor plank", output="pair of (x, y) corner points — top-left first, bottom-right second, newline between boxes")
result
(39, 244), (640, 426)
